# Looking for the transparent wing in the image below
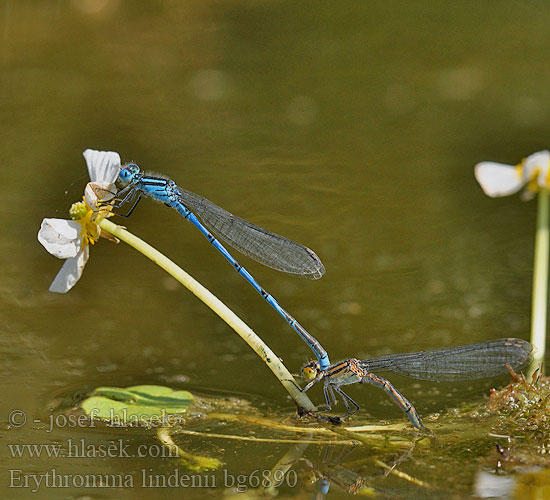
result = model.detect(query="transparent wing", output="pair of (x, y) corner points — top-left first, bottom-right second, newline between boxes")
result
(359, 338), (532, 382)
(176, 187), (325, 279)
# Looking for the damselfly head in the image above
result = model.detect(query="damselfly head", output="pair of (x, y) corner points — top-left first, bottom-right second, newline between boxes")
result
(301, 361), (320, 381)
(118, 163), (141, 186)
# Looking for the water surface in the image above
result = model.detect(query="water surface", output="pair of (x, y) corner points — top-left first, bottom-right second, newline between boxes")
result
(2, 1), (550, 498)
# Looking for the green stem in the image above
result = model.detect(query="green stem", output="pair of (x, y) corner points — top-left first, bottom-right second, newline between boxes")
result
(530, 189), (549, 374)
(98, 218), (316, 411)
(156, 428), (223, 470)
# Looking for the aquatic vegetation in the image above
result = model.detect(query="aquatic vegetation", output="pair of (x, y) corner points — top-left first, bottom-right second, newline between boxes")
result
(486, 371), (550, 468)
(475, 150), (550, 200)
(39, 149), (316, 412)
(475, 151), (550, 370)
(38, 149), (120, 292)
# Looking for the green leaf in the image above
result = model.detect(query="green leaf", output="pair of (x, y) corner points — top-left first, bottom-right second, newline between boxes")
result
(80, 384), (195, 426)
(79, 386), (222, 471)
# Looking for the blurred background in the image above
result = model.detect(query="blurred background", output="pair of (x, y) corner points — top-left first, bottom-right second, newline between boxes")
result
(1, 1), (550, 498)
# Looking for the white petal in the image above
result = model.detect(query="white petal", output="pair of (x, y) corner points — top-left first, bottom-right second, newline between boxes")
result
(85, 181), (116, 208)
(38, 219), (81, 259)
(474, 471), (515, 498)
(523, 150), (550, 189)
(83, 149), (121, 184)
(48, 245), (90, 293)
(474, 162), (524, 197)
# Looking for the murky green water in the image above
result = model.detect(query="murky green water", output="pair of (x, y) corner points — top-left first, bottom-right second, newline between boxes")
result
(2, 1), (550, 498)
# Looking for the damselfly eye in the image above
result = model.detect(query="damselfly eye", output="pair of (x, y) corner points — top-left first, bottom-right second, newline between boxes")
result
(118, 163), (140, 185)
(118, 170), (130, 184)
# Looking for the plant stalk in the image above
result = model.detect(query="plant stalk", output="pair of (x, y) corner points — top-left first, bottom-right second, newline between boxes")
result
(98, 218), (316, 411)
(530, 189), (549, 374)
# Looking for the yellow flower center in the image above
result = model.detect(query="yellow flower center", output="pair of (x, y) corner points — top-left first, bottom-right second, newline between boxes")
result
(526, 167), (542, 195)
(69, 199), (101, 247)
(515, 161), (524, 179)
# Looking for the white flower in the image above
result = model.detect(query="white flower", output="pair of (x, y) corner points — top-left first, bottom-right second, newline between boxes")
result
(38, 149), (121, 293)
(474, 150), (550, 200)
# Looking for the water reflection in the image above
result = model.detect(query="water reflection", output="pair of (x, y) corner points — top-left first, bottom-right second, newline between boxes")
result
(3, 1), (550, 498)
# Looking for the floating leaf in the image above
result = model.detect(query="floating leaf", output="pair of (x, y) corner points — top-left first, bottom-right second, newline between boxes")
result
(79, 385), (222, 471)
(80, 384), (195, 426)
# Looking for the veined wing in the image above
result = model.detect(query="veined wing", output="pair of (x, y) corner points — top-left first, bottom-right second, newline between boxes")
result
(359, 338), (532, 382)
(176, 186), (325, 279)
